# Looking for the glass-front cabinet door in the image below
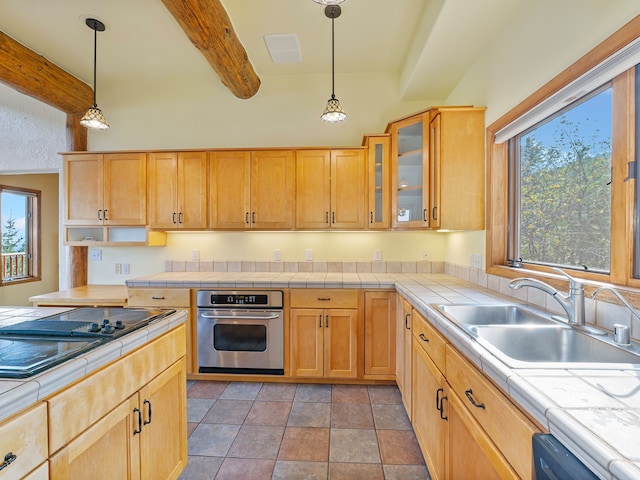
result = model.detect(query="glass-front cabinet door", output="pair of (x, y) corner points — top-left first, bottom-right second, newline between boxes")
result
(365, 134), (390, 229)
(390, 114), (429, 228)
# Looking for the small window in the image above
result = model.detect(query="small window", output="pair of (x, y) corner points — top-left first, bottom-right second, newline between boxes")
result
(1, 186), (40, 284)
(508, 86), (613, 273)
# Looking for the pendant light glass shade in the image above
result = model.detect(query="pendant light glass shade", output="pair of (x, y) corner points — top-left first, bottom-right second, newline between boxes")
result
(320, 5), (347, 123)
(312, 0), (345, 4)
(81, 18), (109, 130)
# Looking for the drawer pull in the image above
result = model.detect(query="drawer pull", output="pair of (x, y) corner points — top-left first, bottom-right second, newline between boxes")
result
(317, 297), (331, 301)
(405, 314), (411, 330)
(0, 452), (17, 471)
(143, 399), (152, 425)
(465, 389), (486, 409)
(151, 296), (166, 300)
(419, 333), (429, 343)
(133, 407), (143, 435)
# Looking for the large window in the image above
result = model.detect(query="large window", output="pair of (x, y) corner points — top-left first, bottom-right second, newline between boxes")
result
(1, 186), (40, 284)
(509, 86), (613, 273)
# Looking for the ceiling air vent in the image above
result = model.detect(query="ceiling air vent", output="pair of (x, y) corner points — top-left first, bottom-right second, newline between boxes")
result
(264, 34), (302, 63)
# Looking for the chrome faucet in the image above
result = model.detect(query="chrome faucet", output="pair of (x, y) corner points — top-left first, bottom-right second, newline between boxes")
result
(591, 286), (639, 345)
(509, 267), (585, 325)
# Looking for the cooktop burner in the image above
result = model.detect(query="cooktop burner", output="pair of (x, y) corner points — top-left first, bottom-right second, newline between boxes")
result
(0, 307), (174, 339)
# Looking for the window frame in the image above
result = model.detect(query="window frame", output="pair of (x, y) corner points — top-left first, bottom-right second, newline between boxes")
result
(486, 15), (640, 293)
(0, 184), (41, 286)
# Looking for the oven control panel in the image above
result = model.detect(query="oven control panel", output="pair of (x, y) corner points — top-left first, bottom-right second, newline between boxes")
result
(197, 290), (284, 309)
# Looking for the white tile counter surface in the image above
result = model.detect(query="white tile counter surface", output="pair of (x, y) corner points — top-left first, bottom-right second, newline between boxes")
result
(0, 306), (186, 422)
(127, 271), (640, 480)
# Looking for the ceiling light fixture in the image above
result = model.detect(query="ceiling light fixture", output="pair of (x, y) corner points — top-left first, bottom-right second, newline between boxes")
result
(312, 0), (345, 4)
(80, 18), (109, 130)
(320, 5), (347, 123)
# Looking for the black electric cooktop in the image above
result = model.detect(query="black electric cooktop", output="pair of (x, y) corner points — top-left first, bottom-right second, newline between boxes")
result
(0, 307), (175, 378)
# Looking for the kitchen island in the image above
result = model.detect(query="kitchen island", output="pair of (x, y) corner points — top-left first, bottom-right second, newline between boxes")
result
(0, 306), (187, 479)
(122, 270), (640, 480)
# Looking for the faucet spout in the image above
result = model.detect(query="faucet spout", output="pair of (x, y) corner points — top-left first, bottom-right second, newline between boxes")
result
(509, 268), (585, 325)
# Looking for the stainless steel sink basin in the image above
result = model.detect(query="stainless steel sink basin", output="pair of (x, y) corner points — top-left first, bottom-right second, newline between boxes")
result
(435, 304), (557, 327)
(433, 303), (640, 368)
(470, 325), (640, 368)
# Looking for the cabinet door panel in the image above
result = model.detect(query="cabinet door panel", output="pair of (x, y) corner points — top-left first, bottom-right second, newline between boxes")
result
(251, 150), (295, 229)
(331, 149), (367, 229)
(49, 395), (140, 480)
(0, 403), (48, 480)
(209, 151), (251, 228)
(364, 291), (395, 376)
(295, 150), (331, 229)
(291, 309), (324, 377)
(177, 152), (208, 229)
(324, 309), (358, 378)
(64, 154), (103, 225)
(139, 359), (187, 480)
(148, 152), (178, 229)
(103, 153), (147, 225)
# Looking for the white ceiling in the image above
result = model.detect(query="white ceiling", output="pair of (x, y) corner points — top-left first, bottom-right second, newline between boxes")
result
(0, 0), (523, 103)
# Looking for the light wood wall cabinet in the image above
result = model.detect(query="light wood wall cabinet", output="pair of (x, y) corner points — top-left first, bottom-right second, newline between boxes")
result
(48, 325), (187, 480)
(364, 290), (396, 378)
(64, 152), (147, 226)
(210, 150), (295, 229)
(409, 306), (539, 480)
(290, 289), (360, 378)
(388, 107), (485, 230)
(148, 151), (208, 230)
(296, 149), (367, 229)
(396, 298), (413, 417)
(364, 135), (391, 229)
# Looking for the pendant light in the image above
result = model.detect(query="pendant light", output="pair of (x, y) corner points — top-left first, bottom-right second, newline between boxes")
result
(320, 5), (347, 123)
(80, 18), (109, 130)
(312, 0), (345, 4)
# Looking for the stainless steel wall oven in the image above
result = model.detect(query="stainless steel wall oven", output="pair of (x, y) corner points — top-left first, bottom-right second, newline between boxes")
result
(196, 290), (284, 375)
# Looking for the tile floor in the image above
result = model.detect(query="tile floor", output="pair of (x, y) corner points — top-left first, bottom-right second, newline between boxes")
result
(179, 381), (430, 480)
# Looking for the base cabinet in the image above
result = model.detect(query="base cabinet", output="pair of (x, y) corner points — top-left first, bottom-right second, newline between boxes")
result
(396, 298), (412, 417)
(0, 403), (48, 480)
(364, 291), (396, 378)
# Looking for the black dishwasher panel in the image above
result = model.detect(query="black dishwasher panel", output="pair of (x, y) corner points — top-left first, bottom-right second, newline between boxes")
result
(533, 434), (599, 480)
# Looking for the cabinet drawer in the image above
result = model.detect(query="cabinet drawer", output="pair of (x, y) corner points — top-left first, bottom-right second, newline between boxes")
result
(128, 288), (190, 307)
(0, 403), (48, 479)
(290, 289), (359, 308)
(412, 309), (446, 372)
(446, 346), (539, 479)
(48, 325), (186, 453)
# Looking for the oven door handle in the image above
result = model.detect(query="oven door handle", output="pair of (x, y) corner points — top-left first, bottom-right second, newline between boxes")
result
(199, 313), (281, 320)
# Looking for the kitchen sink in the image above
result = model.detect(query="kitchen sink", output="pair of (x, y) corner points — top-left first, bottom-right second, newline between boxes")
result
(433, 303), (640, 368)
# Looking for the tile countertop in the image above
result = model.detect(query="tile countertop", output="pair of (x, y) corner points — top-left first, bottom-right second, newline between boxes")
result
(0, 306), (186, 423)
(127, 271), (640, 480)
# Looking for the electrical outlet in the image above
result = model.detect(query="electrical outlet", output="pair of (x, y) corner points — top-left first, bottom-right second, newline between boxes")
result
(305, 249), (313, 261)
(373, 249), (382, 261)
(422, 250), (429, 260)
(123, 263), (130, 274)
(115, 263), (122, 274)
(89, 248), (102, 261)
(274, 249), (282, 261)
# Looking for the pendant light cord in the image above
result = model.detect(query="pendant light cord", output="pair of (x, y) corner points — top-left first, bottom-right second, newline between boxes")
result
(92, 25), (97, 107)
(331, 14), (335, 99)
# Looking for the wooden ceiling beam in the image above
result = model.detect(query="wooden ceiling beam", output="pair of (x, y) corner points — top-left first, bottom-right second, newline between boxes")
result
(0, 31), (94, 114)
(161, 0), (261, 99)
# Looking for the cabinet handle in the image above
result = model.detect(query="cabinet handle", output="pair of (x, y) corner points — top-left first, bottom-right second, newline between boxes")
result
(103, 209), (108, 221)
(318, 315), (322, 328)
(172, 212), (177, 224)
(0, 452), (17, 472)
(325, 212), (329, 224)
(419, 333), (429, 343)
(325, 315), (329, 328)
(151, 296), (166, 300)
(245, 212), (249, 224)
(97, 209), (102, 221)
(439, 395), (448, 421)
(436, 387), (444, 411)
(405, 313), (411, 330)
(252, 212), (256, 224)
(317, 297), (331, 301)
(332, 212), (335, 224)
(133, 407), (143, 435)
(465, 389), (486, 409)
(370, 211), (373, 224)
(432, 206), (438, 220)
(422, 209), (427, 222)
(143, 399), (152, 425)
(178, 212), (183, 224)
